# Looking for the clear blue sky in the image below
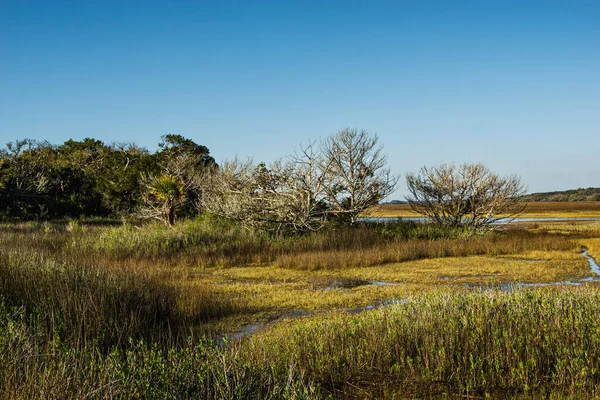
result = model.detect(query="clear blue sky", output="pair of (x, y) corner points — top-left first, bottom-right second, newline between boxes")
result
(1, 0), (599, 198)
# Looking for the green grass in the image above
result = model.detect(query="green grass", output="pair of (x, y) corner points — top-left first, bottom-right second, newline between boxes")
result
(245, 289), (600, 398)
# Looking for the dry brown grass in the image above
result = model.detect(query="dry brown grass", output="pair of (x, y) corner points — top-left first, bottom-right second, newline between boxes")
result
(522, 201), (600, 213)
(274, 230), (578, 270)
(371, 201), (600, 218)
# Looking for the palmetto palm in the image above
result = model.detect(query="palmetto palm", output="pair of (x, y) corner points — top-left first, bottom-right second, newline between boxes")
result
(144, 174), (185, 226)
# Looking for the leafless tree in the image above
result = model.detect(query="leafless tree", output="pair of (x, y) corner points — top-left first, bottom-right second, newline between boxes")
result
(200, 157), (259, 226)
(322, 128), (398, 224)
(200, 128), (397, 232)
(282, 141), (334, 231)
(405, 163), (526, 229)
(201, 154), (330, 233)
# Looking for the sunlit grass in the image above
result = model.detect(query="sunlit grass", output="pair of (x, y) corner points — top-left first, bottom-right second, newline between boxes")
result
(243, 288), (600, 398)
(371, 201), (600, 219)
(175, 245), (591, 336)
(1, 216), (600, 397)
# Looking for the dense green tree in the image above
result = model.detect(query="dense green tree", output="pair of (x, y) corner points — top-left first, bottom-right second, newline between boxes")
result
(95, 143), (158, 214)
(154, 134), (217, 217)
(0, 139), (60, 218)
(0, 135), (214, 221)
(157, 134), (216, 169)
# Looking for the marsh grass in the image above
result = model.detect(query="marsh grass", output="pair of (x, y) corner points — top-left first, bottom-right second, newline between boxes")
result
(0, 231), (244, 350)
(275, 230), (579, 270)
(245, 289), (600, 398)
(71, 216), (580, 272)
(1, 217), (600, 398)
(0, 250), (176, 349)
(372, 201), (600, 218)
(0, 303), (320, 399)
(5, 288), (600, 398)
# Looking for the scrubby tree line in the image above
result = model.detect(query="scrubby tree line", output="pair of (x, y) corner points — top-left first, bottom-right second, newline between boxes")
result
(1, 128), (525, 231)
(0, 134), (215, 220)
(0, 129), (398, 231)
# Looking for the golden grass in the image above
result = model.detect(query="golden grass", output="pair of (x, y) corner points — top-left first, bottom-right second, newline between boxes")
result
(582, 237), (600, 261)
(2, 219), (599, 336)
(371, 201), (600, 218)
(367, 203), (420, 217)
(274, 231), (578, 270)
(176, 245), (592, 335)
(522, 201), (600, 214)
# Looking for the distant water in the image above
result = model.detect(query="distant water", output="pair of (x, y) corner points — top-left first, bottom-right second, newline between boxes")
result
(358, 217), (600, 224)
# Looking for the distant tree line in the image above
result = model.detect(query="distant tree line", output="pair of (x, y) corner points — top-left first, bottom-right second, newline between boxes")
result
(520, 188), (600, 202)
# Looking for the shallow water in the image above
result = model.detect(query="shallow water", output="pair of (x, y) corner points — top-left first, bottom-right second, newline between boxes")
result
(217, 249), (600, 344)
(325, 279), (398, 290)
(467, 248), (600, 290)
(325, 278), (370, 290)
(359, 217), (600, 224)
(216, 309), (312, 346)
(582, 247), (600, 275)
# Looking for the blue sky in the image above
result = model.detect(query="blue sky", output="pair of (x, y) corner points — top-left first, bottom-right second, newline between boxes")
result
(1, 0), (599, 198)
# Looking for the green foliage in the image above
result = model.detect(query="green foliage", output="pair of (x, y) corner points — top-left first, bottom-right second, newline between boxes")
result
(247, 289), (600, 397)
(157, 133), (216, 168)
(149, 175), (185, 200)
(0, 135), (211, 220)
(86, 215), (271, 262)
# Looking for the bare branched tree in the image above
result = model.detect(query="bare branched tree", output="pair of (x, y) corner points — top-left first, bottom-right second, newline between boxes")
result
(322, 128), (398, 224)
(200, 157), (260, 226)
(406, 163), (526, 230)
(200, 129), (397, 232)
(282, 141), (333, 231)
(201, 155), (329, 233)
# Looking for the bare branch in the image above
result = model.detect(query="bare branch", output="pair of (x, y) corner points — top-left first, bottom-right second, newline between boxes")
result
(406, 163), (526, 230)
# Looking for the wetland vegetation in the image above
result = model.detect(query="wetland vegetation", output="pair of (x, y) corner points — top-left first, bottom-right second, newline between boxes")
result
(2, 216), (600, 398)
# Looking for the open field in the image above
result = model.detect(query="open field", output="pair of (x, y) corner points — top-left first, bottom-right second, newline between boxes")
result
(2, 215), (600, 398)
(372, 201), (600, 218)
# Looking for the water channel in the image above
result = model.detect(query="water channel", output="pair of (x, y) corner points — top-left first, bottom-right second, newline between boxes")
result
(217, 247), (600, 345)
(359, 217), (600, 224)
